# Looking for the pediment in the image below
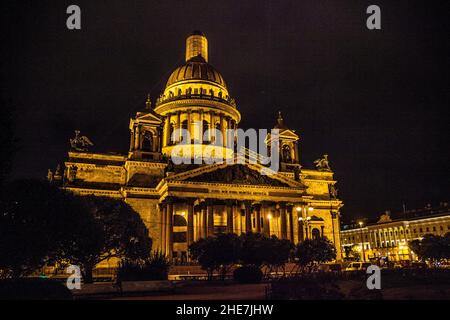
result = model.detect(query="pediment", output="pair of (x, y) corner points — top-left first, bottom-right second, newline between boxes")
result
(135, 111), (162, 124)
(265, 129), (299, 144)
(167, 162), (305, 188)
(279, 129), (299, 139)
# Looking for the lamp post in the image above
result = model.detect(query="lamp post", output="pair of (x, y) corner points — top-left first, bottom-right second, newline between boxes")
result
(297, 204), (313, 240)
(267, 212), (272, 236)
(359, 221), (366, 262)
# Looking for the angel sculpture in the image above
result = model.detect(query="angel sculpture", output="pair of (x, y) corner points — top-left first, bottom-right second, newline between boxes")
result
(314, 154), (332, 171)
(70, 130), (94, 152)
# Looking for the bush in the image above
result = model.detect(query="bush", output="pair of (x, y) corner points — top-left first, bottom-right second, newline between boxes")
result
(116, 251), (171, 282)
(295, 237), (336, 269)
(233, 265), (263, 284)
(0, 278), (73, 300)
(189, 233), (241, 280)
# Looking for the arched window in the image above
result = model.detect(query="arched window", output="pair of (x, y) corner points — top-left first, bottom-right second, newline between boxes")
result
(169, 123), (175, 144)
(202, 120), (209, 143)
(181, 120), (189, 143)
(142, 131), (153, 151)
(311, 228), (321, 240)
(282, 144), (292, 162)
(174, 214), (187, 227)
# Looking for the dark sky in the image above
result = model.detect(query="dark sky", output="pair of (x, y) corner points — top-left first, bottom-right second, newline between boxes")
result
(1, 1), (449, 222)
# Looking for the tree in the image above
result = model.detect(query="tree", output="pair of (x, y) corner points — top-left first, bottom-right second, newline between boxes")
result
(189, 233), (240, 280)
(0, 179), (84, 278)
(238, 232), (268, 268)
(0, 180), (152, 283)
(58, 196), (152, 283)
(262, 236), (294, 276)
(343, 245), (361, 261)
(409, 234), (450, 262)
(295, 237), (336, 271)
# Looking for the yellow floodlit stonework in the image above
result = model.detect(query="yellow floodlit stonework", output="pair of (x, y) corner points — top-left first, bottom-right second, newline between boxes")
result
(57, 31), (343, 267)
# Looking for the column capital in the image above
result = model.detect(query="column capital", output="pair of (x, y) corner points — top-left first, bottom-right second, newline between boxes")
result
(252, 202), (262, 210)
(161, 196), (177, 204)
(285, 202), (294, 208)
(224, 199), (235, 206)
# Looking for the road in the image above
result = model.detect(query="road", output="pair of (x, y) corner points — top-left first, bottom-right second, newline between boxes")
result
(114, 283), (268, 300)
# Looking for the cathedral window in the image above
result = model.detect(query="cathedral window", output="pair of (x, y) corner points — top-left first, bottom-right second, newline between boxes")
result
(169, 123), (175, 144)
(282, 144), (292, 162)
(142, 131), (153, 151)
(202, 120), (209, 143)
(311, 228), (320, 239)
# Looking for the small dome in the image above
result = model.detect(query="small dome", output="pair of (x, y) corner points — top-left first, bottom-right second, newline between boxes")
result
(166, 56), (227, 89)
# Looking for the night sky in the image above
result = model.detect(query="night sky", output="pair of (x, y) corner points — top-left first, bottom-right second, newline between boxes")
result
(1, 1), (449, 222)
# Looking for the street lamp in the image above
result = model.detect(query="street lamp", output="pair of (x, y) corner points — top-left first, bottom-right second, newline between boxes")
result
(298, 205), (313, 239)
(358, 221), (366, 262)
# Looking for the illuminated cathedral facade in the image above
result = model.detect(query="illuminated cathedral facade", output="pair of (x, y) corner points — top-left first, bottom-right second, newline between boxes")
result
(55, 31), (343, 264)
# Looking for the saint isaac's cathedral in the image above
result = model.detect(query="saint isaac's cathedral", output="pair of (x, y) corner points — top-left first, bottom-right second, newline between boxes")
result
(52, 31), (343, 264)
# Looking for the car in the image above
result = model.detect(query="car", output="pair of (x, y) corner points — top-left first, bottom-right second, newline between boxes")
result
(344, 262), (372, 272)
(436, 261), (450, 269)
(318, 263), (342, 272)
(407, 262), (427, 269)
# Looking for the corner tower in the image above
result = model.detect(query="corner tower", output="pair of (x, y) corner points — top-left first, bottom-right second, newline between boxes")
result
(154, 31), (241, 161)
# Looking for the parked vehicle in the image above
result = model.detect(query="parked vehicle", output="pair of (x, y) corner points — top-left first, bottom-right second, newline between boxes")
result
(438, 261), (450, 269)
(408, 262), (427, 269)
(344, 262), (372, 272)
(318, 263), (342, 272)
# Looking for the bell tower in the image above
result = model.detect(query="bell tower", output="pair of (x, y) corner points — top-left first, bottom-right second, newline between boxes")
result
(128, 95), (163, 161)
(266, 111), (300, 174)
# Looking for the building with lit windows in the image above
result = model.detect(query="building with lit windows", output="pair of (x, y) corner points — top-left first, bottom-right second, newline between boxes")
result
(50, 31), (343, 266)
(340, 204), (450, 262)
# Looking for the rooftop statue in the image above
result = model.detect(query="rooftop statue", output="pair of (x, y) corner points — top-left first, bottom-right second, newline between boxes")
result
(70, 130), (94, 152)
(314, 154), (331, 171)
(329, 183), (338, 199)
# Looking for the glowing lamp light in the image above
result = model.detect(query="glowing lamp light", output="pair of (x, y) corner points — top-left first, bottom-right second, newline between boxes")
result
(298, 217), (303, 221)
(358, 221), (363, 227)
(267, 213), (273, 220)
(308, 206), (314, 212)
(180, 211), (186, 216)
(296, 206), (301, 212)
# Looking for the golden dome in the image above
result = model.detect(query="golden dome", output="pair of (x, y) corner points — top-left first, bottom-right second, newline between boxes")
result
(166, 55), (227, 89)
